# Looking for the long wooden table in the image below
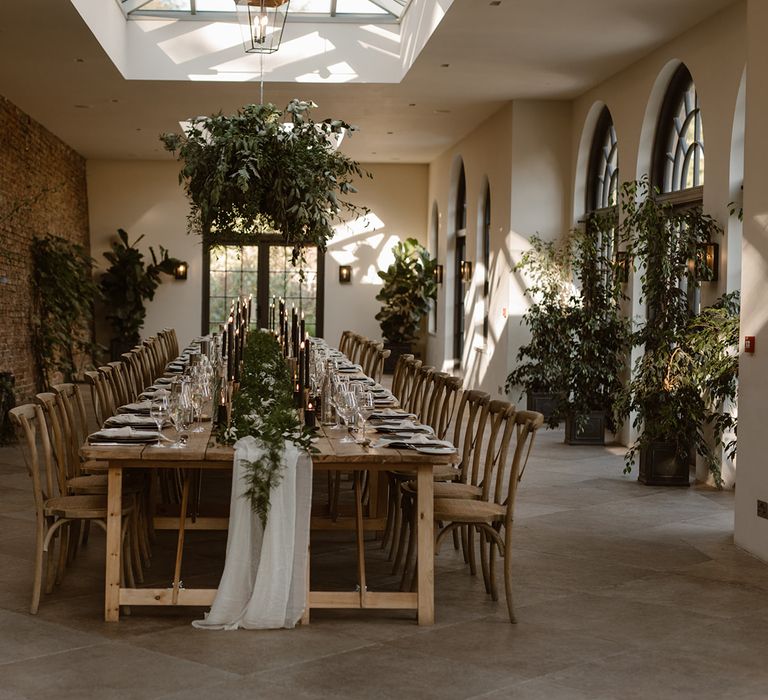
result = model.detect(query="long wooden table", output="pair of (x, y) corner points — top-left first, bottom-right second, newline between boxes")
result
(81, 421), (458, 625)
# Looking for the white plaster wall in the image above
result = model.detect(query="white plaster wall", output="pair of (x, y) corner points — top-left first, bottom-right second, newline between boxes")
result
(325, 162), (429, 346)
(735, 0), (768, 563)
(86, 159), (427, 353)
(425, 101), (572, 399)
(87, 159), (201, 352)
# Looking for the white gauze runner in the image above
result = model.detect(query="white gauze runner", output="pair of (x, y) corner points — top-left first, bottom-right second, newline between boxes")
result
(192, 436), (312, 630)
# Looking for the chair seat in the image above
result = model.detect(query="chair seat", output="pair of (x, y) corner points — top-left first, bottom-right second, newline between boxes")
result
(434, 497), (506, 524)
(67, 475), (108, 494)
(391, 464), (460, 482)
(82, 459), (108, 473)
(44, 495), (131, 519)
(433, 482), (482, 499)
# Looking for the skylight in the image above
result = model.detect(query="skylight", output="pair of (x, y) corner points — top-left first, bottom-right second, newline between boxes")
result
(118, 0), (411, 22)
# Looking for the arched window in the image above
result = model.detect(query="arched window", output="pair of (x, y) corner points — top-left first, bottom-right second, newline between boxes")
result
(481, 184), (491, 343)
(653, 64), (704, 196)
(453, 163), (467, 365)
(586, 107), (619, 272)
(587, 107), (618, 212)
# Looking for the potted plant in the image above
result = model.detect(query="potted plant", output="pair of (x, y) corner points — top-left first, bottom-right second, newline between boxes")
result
(100, 228), (183, 360)
(160, 100), (370, 262)
(505, 235), (574, 424)
(375, 238), (437, 371)
(615, 177), (726, 485)
(31, 234), (100, 390)
(563, 214), (631, 444)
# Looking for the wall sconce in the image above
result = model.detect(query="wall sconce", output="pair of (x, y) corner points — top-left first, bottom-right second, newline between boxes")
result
(434, 264), (444, 285)
(614, 252), (630, 284)
(173, 262), (188, 280)
(338, 265), (352, 284)
(460, 260), (473, 282)
(696, 242), (720, 282)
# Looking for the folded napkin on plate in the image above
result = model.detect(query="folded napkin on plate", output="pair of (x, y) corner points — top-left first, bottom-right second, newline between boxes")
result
(372, 435), (454, 450)
(88, 427), (160, 444)
(117, 401), (152, 415)
(139, 388), (171, 399)
(105, 414), (165, 429)
(154, 377), (174, 385)
(374, 420), (433, 434)
(370, 409), (416, 419)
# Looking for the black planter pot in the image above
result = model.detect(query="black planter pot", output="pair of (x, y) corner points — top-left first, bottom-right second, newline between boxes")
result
(110, 338), (135, 362)
(383, 341), (411, 374)
(526, 391), (558, 421)
(564, 411), (606, 445)
(638, 441), (690, 486)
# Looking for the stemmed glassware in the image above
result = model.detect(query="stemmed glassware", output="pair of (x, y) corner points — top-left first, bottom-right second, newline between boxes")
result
(336, 390), (358, 444)
(149, 396), (169, 447)
(356, 390), (375, 443)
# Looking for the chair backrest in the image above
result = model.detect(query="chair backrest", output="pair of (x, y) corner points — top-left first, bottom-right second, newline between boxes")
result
(107, 361), (131, 406)
(84, 370), (114, 426)
(10, 404), (56, 515)
(405, 365), (434, 417)
(451, 389), (491, 484)
(97, 366), (121, 416)
(368, 347), (390, 385)
(347, 333), (366, 364)
(475, 400), (518, 505)
(424, 374), (462, 440)
(163, 327), (179, 358)
(52, 382), (91, 444)
(338, 330), (354, 357)
(396, 356), (421, 407)
(501, 410), (544, 525)
(391, 353), (414, 401)
(120, 352), (143, 400)
(35, 392), (77, 487)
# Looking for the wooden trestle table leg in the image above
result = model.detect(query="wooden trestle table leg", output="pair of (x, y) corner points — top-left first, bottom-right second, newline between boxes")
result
(105, 465), (123, 622)
(416, 463), (435, 625)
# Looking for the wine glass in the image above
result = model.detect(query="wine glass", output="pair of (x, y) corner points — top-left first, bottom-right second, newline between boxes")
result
(149, 397), (168, 447)
(357, 391), (375, 442)
(167, 391), (188, 448)
(337, 390), (358, 444)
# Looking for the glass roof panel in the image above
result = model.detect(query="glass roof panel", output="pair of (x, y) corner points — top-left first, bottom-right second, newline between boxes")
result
(121, 0), (408, 19)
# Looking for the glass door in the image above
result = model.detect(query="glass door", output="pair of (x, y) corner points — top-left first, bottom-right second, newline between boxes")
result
(204, 240), (323, 336)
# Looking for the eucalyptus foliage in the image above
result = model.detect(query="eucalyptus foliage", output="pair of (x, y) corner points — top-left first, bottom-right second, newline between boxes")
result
(31, 235), (99, 390)
(100, 228), (183, 350)
(375, 238), (437, 344)
(219, 331), (314, 526)
(160, 100), (370, 260)
(614, 177), (734, 484)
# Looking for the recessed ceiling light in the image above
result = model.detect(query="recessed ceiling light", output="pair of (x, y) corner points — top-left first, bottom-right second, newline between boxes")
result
(408, 103), (416, 107)
(111, 99), (119, 103)
(136, 127), (142, 132)
(74, 104), (91, 109)
(441, 63), (450, 68)
(387, 131), (393, 135)
(75, 57), (85, 63)
(489, 1), (501, 5)
(434, 109), (451, 114)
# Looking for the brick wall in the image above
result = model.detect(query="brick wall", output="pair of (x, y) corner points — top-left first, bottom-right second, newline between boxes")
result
(0, 95), (90, 400)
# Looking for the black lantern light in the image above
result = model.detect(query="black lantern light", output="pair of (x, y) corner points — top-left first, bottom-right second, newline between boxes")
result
(235, 0), (290, 54)
(338, 265), (352, 284)
(173, 262), (188, 280)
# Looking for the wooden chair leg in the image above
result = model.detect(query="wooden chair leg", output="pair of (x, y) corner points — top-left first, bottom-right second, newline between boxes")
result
(479, 528), (491, 593)
(503, 528), (516, 623)
(461, 525), (469, 564)
(44, 527), (58, 595)
(55, 523), (69, 587)
(399, 497), (417, 591)
(387, 485), (403, 562)
(380, 474), (396, 551)
(391, 492), (410, 575)
(130, 502), (144, 584)
(488, 528), (499, 602)
(31, 519), (45, 614)
(452, 527), (460, 551)
(467, 524), (477, 576)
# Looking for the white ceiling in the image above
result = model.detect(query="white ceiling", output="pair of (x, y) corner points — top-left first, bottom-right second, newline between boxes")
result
(0, 0), (737, 163)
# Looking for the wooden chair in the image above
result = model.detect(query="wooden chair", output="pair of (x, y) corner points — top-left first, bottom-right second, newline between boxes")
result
(338, 330), (354, 357)
(404, 365), (434, 418)
(10, 404), (135, 614)
(433, 408), (544, 622)
(395, 390), (492, 584)
(107, 362), (131, 406)
(120, 352), (144, 400)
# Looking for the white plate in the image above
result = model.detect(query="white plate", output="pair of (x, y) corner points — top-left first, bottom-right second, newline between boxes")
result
(414, 446), (457, 455)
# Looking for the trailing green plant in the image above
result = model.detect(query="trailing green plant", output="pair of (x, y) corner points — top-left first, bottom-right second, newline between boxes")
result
(0, 373), (15, 445)
(505, 234), (575, 426)
(31, 234), (100, 390)
(375, 238), (438, 344)
(218, 330), (314, 525)
(614, 176), (728, 482)
(566, 212), (631, 431)
(100, 228), (183, 353)
(160, 100), (370, 261)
